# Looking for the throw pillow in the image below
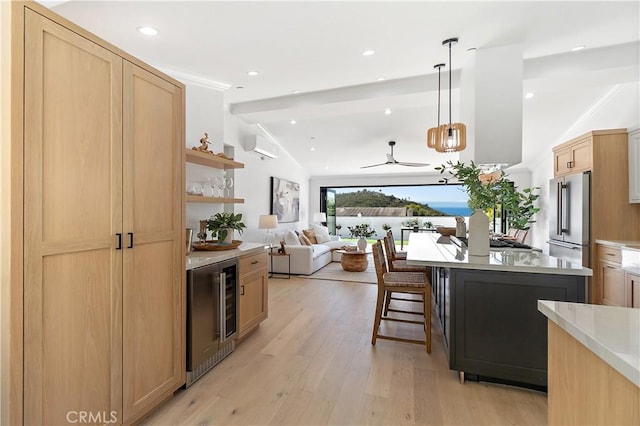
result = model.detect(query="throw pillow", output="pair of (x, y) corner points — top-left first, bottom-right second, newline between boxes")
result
(302, 229), (318, 244)
(284, 230), (301, 245)
(311, 224), (331, 242)
(315, 232), (331, 244)
(299, 234), (313, 246)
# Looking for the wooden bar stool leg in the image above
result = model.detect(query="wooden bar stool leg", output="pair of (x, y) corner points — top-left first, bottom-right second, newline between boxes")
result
(424, 287), (432, 354)
(372, 287), (385, 345)
(383, 290), (392, 316)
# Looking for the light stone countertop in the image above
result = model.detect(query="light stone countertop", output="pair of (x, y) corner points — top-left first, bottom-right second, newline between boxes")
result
(406, 233), (592, 276)
(595, 239), (640, 248)
(186, 242), (267, 270)
(538, 300), (640, 388)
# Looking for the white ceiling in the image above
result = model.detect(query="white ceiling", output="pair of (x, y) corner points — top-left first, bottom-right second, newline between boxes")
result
(46, 1), (640, 177)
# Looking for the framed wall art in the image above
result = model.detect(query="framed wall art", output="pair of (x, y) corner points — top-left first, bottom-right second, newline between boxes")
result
(270, 177), (300, 223)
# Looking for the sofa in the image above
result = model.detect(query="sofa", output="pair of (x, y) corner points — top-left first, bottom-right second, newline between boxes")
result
(270, 226), (356, 275)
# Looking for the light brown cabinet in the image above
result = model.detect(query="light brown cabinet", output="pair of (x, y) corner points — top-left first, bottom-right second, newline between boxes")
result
(629, 128), (640, 203)
(626, 272), (640, 308)
(553, 137), (592, 177)
(596, 244), (640, 308)
(238, 251), (269, 339)
(19, 4), (184, 425)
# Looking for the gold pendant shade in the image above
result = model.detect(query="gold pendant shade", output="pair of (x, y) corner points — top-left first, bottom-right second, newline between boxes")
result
(426, 127), (437, 149)
(435, 123), (466, 153)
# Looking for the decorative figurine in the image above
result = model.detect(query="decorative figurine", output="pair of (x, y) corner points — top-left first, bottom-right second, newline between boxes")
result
(192, 133), (214, 154)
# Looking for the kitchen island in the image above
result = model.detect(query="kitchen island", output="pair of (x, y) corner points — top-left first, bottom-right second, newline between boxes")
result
(539, 300), (639, 424)
(406, 233), (592, 389)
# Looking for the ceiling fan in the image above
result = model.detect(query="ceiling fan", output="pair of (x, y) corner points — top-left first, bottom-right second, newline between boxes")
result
(360, 141), (430, 169)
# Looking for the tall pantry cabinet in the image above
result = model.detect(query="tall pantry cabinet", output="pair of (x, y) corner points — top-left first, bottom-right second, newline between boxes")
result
(17, 4), (185, 425)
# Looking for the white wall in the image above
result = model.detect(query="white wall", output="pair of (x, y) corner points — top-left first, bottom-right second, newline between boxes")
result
(225, 114), (310, 243)
(181, 82), (309, 244)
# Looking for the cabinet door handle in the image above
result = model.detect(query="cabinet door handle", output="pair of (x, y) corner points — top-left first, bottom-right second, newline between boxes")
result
(606, 253), (616, 256)
(116, 233), (122, 250)
(241, 285), (245, 296)
(251, 260), (259, 265)
(128, 232), (134, 248)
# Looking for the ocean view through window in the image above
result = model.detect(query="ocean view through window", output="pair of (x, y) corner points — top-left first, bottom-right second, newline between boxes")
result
(320, 184), (475, 236)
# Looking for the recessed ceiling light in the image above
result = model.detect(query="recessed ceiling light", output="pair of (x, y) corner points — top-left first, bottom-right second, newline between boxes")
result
(376, 77), (386, 81)
(571, 45), (586, 52)
(290, 120), (296, 125)
(235, 86), (244, 89)
(384, 109), (392, 115)
(292, 90), (300, 94)
(247, 70), (259, 76)
(361, 50), (376, 56)
(525, 92), (534, 99)
(311, 146), (316, 151)
(137, 26), (158, 36)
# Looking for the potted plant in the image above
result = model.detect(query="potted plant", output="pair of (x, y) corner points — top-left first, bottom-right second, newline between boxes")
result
(435, 161), (540, 230)
(347, 223), (376, 251)
(206, 212), (246, 244)
(382, 223), (392, 231)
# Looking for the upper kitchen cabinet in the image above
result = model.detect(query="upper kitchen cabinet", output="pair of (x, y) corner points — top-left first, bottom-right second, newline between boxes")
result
(553, 136), (592, 176)
(17, 4), (185, 425)
(629, 128), (640, 203)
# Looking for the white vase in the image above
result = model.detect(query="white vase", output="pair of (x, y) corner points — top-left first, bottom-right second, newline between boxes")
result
(220, 228), (234, 244)
(468, 209), (490, 257)
(357, 237), (367, 251)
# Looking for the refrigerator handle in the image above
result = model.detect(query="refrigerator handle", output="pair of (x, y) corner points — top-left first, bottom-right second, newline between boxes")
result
(556, 181), (562, 235)
(560, 182), (569, 233)
(219, 272), (227, 343)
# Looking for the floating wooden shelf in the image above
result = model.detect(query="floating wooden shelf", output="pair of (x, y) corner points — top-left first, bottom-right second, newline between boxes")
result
(185, 149), (244, 169)
(186, 195), (244, 204)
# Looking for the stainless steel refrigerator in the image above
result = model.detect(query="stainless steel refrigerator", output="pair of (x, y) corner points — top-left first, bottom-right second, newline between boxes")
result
(548, 172), (591, 268)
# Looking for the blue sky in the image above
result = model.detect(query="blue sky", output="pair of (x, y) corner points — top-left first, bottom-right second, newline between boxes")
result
(335, 184), (469, 204)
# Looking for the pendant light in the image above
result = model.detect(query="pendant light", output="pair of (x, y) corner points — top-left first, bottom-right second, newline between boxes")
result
(426, 63), (445, 149)
(435, 37), (467, 153)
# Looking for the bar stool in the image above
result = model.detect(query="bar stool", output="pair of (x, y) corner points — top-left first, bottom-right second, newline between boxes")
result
(371, 241), (432, 353)
(382, 234), (432, 315)
(386, 229), (407, 259)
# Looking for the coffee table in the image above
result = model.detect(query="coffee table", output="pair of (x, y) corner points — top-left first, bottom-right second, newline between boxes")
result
(336, 250), (369, 272)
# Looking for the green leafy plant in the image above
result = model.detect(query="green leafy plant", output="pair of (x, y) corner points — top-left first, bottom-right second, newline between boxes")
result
(382, 223), (392, 231)
(423, 221), (433, 229)
(402, 218), (422, 228)
(348, 223), (376, 238)
(206, 212), (246, 242)
(435, 161), (540, 230)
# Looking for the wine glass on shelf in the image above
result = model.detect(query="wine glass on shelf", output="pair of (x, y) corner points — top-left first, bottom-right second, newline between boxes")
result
(214, 176), (225, 197)
(223, 175), (234, 197)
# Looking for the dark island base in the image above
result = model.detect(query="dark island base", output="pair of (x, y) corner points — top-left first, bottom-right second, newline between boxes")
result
(432, 267), (587, 389)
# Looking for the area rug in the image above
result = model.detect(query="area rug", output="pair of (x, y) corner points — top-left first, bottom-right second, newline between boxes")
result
(302, 257), (377, 284)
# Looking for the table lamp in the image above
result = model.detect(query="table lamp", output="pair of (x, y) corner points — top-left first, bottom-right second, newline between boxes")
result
(258, 214), (278, 247)
(312, 212), (327, 224)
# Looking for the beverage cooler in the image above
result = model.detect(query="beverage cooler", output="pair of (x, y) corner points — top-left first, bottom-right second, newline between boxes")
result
(186, 258), (239, 386)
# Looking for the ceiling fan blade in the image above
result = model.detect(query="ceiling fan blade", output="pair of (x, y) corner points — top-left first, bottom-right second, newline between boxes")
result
(360, 161), (392, 169)
(395, 162), (430, 167)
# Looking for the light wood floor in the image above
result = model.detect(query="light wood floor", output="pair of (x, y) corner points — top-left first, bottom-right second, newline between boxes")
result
(142, 277), (547, 425)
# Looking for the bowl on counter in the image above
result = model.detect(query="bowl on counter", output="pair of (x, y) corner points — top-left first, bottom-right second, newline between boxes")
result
(435, 226), (456, 236)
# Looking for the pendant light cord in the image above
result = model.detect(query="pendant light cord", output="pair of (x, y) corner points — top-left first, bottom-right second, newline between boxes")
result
(437, 66), (441, 126)
(448, 41), (452, 129)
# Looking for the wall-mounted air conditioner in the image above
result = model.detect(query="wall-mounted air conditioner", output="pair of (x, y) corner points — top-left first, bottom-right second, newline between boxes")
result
(244, 135), (278, 159)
